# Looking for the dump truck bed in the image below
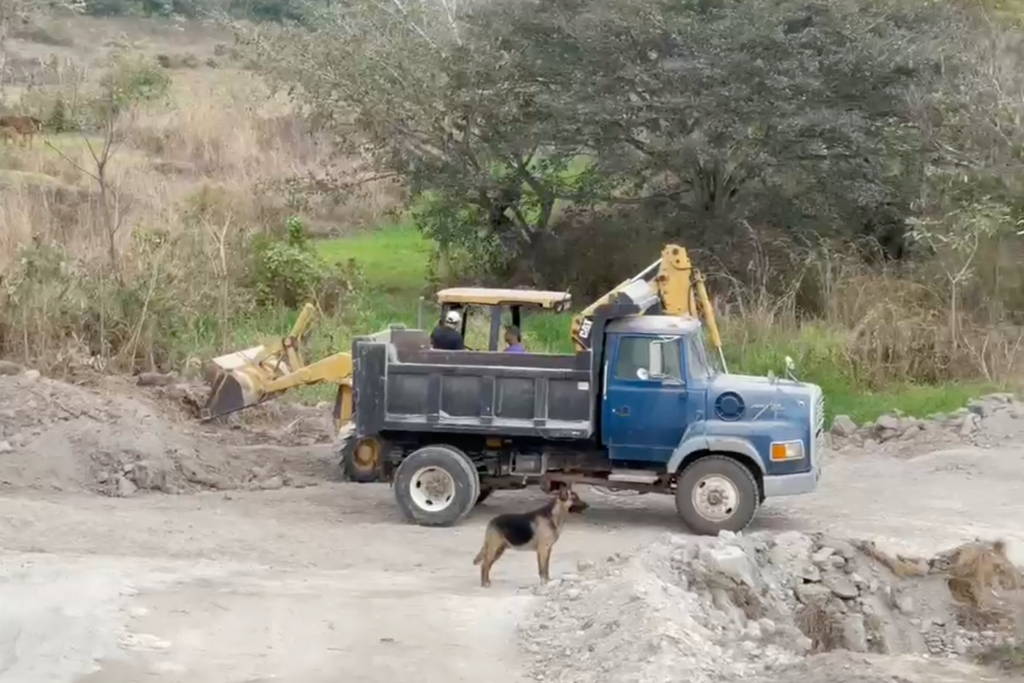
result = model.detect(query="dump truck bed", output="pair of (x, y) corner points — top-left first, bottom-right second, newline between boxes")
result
(353, 328), (595, 440)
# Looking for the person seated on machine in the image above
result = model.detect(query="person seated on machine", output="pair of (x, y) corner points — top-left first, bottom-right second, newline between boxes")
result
(430, 309), (465, 350)
(504, 325), (526, 353)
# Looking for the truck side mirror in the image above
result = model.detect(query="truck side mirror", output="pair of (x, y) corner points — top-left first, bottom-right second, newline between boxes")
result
(647, 336), (683, 383)
(648, 339), (663, 378)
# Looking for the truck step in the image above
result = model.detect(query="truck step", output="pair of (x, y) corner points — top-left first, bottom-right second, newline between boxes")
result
(607, 469), (661, 485)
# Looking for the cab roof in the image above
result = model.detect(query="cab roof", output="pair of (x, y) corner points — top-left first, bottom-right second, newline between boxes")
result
(436, 287), (572, 311)
(606, 315), (702, 336)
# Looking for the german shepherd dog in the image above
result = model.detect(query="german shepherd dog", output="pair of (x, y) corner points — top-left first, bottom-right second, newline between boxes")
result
(473, 486), (588, 587)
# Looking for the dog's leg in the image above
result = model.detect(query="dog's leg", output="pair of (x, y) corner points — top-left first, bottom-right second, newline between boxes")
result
(537, 539), (553, 583)
(480, 537), (507, 588)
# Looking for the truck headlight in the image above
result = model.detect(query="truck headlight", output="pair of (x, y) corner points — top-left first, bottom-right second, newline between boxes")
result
(770, 440), (805, 461)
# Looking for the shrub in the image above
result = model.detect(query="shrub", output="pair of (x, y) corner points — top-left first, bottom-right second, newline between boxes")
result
(248, 216), (361, 310)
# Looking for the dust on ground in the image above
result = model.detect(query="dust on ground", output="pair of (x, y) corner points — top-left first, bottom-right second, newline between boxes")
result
(1, 364), (1023, 683)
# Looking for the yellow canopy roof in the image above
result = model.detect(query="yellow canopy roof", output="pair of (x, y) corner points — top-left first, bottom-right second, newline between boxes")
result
(436, 287), (572, 311)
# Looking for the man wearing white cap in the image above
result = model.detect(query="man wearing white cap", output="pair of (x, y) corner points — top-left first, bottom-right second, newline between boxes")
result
(430, 309), (465, 350)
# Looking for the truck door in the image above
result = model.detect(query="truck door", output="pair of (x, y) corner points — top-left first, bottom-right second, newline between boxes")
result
(603, 334), (689, 463)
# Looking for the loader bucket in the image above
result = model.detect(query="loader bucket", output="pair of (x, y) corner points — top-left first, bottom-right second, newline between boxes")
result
(200, 352), (271, 420)
(202, 371), (247, 420)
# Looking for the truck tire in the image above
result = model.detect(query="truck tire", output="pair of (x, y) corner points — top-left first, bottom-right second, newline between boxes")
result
(394, 445), (480, 526)
(675, 455), (759, 535)
(341, 435), (386, 483)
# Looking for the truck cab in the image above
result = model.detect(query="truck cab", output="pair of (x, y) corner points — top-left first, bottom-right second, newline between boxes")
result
(602, 317), (822, 508)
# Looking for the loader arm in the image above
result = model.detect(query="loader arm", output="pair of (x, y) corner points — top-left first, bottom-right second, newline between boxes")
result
(571, 244), (725, 369)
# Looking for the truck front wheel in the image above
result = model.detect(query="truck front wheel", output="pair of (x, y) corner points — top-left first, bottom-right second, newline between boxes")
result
(394, 445), (480, 526)
(675, 456), (759, 535)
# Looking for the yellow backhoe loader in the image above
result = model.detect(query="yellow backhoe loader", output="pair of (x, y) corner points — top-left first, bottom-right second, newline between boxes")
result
(200, 243), (724, 430)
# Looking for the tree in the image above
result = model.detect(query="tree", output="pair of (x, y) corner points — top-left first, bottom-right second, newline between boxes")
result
(247, 0), (600, 280)
(249, 0), (1008, 285)
(48, 53), (170, 281)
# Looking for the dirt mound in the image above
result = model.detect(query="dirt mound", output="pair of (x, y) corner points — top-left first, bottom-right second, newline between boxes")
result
(0, 369), (341, 496)
(521, 532), (1022, 683)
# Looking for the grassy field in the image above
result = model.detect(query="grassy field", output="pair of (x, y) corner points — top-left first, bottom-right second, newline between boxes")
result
(311, 227), (996, 423)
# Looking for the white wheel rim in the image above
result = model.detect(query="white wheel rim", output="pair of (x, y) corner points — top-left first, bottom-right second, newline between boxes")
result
(409, 466), (457, 512)
(691, 474), (739, 522)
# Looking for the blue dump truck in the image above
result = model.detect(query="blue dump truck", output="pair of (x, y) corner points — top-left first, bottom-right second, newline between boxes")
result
(339, 247), (825, 535)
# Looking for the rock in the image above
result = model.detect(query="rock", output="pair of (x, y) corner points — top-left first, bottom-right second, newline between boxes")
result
(899, 424), (923, 441)
(136, 372), (177, 387)
(877, 428), (900, 443)
(959, 413), (980, 437)
(967, 400), (989, 417)
(812, 547), (836, 566)
(116, 476), (138, 497)
(894, 594), (915, 615)
(831, 415), (858, 438)
(801, 564), (822, 582)
(130, 461), (169, 492)
(577, 559), (595, 572)
(850, 573), (868, 589)
(829, 555), (847, 570)
(758, 618), (777, 636)
(875, 414), (901, 432)
(744, 621), (763, 641)
(768, 531), (814, 581)
(258, 476), (284, 491)
(0, 440), (12, 454)
(825, 539), (857, 560)
(825, 574), (859, 599)
(795, 583), (832, 605)
(701, 545), (756, 587)
(0, 360), (23, 375)
(841, 614), (869, 652)
(23, 369), (41, 381)
(710, 588), (748, 628)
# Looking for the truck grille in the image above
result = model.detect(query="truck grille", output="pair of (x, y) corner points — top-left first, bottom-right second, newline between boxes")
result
(813, 390), (826, 458)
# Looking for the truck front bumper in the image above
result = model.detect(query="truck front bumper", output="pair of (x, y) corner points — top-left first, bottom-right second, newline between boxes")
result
(763, 457), (822, 498)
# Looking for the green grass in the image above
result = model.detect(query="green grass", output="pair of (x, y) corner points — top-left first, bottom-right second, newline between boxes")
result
(317, 220), (433, 331)
(723, 323), (997, 423)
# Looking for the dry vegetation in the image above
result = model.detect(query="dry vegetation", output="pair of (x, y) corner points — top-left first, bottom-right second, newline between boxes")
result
(0, 14), (402, 374)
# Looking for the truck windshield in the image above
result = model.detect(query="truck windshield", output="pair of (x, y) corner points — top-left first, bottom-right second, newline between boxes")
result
(687, 332), (717, 379)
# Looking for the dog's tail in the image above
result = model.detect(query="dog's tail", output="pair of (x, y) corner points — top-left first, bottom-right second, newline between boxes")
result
(473, 547), (484, 565)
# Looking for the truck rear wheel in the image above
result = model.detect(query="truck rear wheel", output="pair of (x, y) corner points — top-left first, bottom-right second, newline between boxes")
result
(675, 456), (759, 535)
(394, 445), (480, 526)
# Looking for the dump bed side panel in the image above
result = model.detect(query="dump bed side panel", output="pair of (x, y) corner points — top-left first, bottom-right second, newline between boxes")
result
(355, 341), (594, 440)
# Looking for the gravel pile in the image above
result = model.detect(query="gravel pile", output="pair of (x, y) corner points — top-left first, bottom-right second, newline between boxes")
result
(520, 531), (1021, 683)
(830, 393), (1023, 455)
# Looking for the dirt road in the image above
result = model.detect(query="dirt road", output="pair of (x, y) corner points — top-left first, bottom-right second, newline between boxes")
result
(1, 440), (1023, 683)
